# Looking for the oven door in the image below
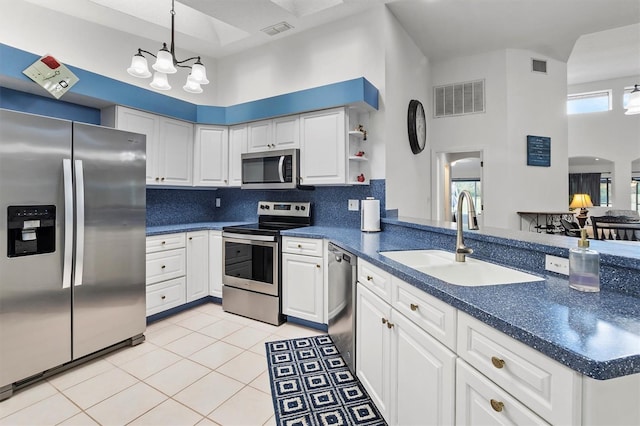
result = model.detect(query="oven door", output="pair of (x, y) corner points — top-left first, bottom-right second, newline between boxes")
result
(222, 234), (279, 296)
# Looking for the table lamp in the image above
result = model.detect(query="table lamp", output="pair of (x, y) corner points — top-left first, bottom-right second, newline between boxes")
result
(569, 193), (593, 227)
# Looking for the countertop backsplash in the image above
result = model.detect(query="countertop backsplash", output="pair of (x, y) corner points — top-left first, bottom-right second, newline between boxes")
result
(146, 179), (386, 227)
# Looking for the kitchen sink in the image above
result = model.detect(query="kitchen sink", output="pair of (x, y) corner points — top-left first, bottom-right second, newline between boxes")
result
(379, 250), (543, 286)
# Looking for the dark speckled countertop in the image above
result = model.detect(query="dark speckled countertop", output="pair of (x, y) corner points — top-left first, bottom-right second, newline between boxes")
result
(280, 225), (640, 381)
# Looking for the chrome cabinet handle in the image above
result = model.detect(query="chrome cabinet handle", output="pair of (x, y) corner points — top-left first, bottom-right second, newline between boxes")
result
(410, 303), (419, 311)
(366, 275), (373, 281)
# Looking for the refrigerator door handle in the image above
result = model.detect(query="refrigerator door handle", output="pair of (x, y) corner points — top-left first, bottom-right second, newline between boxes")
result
(62, 159), (73, 289)
(74, 159), (85, 287)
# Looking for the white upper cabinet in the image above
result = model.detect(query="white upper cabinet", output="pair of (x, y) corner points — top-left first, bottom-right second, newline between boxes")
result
(228, 125), (247, 187)
(105, 106), (193, 186)
(247, 116), (300, 153)
(193, 125), (229, 187)
(300, 107), (346, 185)
(159, 118), (193, 186)
(247, 120), (272, 152)
(271, 115), (300, 149)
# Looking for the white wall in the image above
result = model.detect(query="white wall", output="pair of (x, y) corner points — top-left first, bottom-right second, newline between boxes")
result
(2, 1), (218, 104)
(505, 49), (568, 228)
(381, 6), (431, 219)
(429, 49), (568, 229)
(430, 50), (507, 227)
(568, 76), (640, 209)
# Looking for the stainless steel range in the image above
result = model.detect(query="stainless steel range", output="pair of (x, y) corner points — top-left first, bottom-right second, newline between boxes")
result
(222, 201), (311, 325)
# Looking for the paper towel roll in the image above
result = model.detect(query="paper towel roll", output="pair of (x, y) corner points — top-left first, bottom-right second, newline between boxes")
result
(361, 198), (381, 232)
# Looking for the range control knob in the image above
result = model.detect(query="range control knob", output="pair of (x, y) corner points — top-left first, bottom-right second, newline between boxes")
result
(265, 205), (270, 209)
(301, 206), (306, 211)
(295, 206), (300, 211)
(260, 205), (265, 209)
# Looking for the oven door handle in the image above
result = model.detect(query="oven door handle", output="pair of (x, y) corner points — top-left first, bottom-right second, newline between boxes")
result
(223, 232), (276, 242)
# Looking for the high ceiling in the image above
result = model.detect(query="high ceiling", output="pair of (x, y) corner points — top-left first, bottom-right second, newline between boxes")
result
(18, 0), (640, 84)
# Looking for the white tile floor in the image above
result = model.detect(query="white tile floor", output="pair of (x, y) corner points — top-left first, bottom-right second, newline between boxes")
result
(0, 303), (325, 426)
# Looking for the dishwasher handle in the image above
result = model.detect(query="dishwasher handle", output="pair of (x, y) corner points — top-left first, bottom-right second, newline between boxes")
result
(328, 245), (355, 265)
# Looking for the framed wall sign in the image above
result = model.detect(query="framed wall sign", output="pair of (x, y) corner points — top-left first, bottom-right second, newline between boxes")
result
(527, 135), (551, 167)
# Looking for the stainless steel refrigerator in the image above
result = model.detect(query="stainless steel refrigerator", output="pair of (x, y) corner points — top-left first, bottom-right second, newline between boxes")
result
(0, 108), (147, 400)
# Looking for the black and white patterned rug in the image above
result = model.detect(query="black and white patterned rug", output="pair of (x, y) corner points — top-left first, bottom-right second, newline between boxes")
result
(265, 335), (386, 426)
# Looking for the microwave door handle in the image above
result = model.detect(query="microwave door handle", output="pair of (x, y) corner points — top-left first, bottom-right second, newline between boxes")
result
(278, 155), (285, 183)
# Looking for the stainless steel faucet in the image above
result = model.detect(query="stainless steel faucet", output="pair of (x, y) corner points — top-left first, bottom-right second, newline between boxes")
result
(455, 190), (479, 262)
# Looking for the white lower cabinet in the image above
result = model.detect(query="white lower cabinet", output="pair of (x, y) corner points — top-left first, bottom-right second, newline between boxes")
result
(146, 277), (187, 317)
(145, 233), (187, 316)
(146, 231), (211, 316)
(456, 358), (548, 425)
(209, 231), (223, 298)
(186, 231), (209, 302)
(356, 282), (456, 425)
(282, 237), (325, 324)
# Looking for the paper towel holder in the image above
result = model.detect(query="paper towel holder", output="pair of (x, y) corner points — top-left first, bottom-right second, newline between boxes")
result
(361, 197), (381, 232)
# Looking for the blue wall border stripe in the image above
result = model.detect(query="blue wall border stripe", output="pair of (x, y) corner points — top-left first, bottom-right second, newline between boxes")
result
(1, 44), (378, 125)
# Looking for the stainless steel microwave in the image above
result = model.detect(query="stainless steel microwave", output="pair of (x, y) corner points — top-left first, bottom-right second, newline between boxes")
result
(241, 149), (299, 189)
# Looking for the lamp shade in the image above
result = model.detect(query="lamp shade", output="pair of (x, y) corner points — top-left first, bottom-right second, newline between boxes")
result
(183, 77), (203, 94)
(625, 85), (640, 115)
(569, 194), (593, 209)
(150, 72), (171, 91)
(152, 47), (177, 74)
(127, 53), (151, 78)
(189, 62), (209, 85)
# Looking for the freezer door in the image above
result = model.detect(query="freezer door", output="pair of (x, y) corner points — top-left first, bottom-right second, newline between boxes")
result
(71, 123), (146, 359)
(0, 109), (73, 387)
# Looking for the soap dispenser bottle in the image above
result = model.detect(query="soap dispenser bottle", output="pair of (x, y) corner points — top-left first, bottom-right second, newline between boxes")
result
(569, 228), (600, 292)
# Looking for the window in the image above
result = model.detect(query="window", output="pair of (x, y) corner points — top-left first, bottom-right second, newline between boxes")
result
(633, 178), (640, 212)
(600, 177), (612, 207)
(567, 90), (611, 115)
(451, 179), (482, 221)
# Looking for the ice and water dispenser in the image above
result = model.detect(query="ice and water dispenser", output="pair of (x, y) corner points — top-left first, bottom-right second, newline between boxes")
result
(7, 205), (56, 257)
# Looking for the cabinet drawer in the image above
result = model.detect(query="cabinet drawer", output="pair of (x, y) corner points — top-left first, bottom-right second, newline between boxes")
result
(282, 237), (323, 256)
(391, 277), (457, 351)
(146, 248), (186, 285)
(146, 233), (186, 253)
(358, 259), (391, 303)
(456, 359), (549, 425)
(146, 277), (186, 316)
(457, 312), (580, 426)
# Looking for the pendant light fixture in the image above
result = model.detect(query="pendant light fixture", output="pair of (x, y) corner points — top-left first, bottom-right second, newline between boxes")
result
(127, 0), (208, 93)
(625, 85), (640, 115)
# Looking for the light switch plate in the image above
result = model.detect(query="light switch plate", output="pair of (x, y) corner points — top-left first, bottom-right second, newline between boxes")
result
(348, 199), (359, 211)
(545, 255), (569, 275)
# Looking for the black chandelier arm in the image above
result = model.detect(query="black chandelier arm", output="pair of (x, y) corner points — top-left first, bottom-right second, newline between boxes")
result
(174, 56), (201, 65)
(136, 48), (157, 59)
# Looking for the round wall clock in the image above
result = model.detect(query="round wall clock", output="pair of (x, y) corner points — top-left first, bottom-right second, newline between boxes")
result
(407, 99), (426, 154)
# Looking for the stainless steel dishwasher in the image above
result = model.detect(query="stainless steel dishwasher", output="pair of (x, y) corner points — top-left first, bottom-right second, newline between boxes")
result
(328, 243), (357, 373)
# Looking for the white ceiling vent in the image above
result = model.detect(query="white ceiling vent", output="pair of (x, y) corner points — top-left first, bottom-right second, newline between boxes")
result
(261, 21), (294, 36)
(434, 80), (485, 118)
(532, 59), (547, 74)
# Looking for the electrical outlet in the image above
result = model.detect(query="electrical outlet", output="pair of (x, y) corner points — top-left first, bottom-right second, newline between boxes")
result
(348, 199), (359, 211)
(215, 198), (221, 208)
(545, 255), (569, 275)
